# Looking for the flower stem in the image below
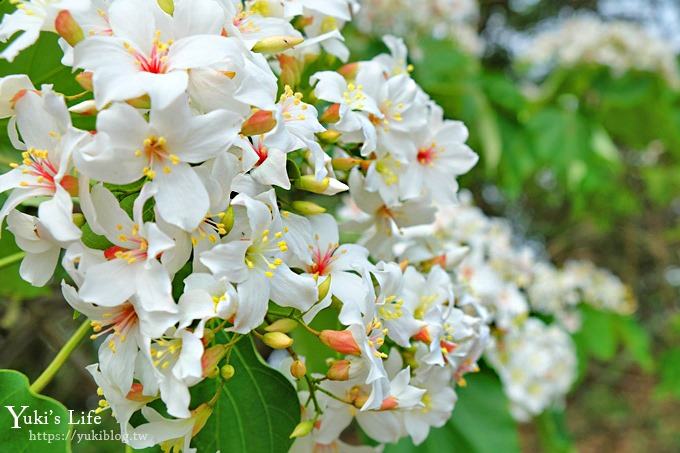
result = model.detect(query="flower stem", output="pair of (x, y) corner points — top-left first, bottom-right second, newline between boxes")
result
(30, 320), (91, 394)
(0, 251), (25, 270)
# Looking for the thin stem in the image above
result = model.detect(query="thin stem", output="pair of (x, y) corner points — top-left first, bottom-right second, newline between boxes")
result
(314, 385), (352, 406)
(294, 317), (320, 336)
(30, 320), (91, 393)
(0, 251), (25, 270)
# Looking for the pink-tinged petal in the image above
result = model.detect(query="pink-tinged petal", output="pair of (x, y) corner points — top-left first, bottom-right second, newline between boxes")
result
(233, 272), (270, 334)
(20, 246), (60, 287)
(200, 240), (251, 283)
(80, 259), (138, 307)
(270, 265), (317, 311)
(38, 186), (81, 243)
(153, 163), (209, 231)
(135, 260), (176, 313)
(250, 148), (290, 189)
(0, 74), (33, 117)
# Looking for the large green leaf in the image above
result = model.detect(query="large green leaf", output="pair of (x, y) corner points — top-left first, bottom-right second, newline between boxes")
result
(190, 336), (300, 453)
(385, 370), (520, 453)
(0, 369), (71, 452)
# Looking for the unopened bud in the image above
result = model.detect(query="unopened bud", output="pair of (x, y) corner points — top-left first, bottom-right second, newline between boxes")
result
(55, 11), (84, 47)
(277, 54), (304, 87)
(317, 275), (331, 302)
(319, 330), (360, 356)
(220, 364), (235, 380)
(380, 395), (399, 411)
(157, 0), (174, 15)
(295, 175), (330, 194)
(263, 332), (294, 349)
(265, 318), (298, 333)
(68, 99), (97, 116)
(291, 201), (326, 215)
(191, 402), (214, 437)
(72, 213), (85, 228)
(317, 129), (341, 144)
(326, 359), (351, 381)
(240, 109), (276, 136)
(289, 420), (314, 438)
(252, 36), (304, 53)
(338, 62), (359, 79)
(290, 360), (306, 379)
(319, 103), (340, 123)
(412, 326), (432, 345)
(75, 72), (93, 92)
(331, 157), (362, 171)
(202, 345), (227, 378)
(222, 205), (234, 235)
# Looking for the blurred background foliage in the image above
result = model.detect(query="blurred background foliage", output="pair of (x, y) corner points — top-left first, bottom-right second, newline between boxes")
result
(0, 0), (679, 452)
(344, 0), (680, 451)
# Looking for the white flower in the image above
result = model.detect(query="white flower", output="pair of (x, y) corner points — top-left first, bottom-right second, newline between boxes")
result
(78, 184), (177, 314)
(6, 210), (62, 286)
(0, 0), (89, 61)
(73, 0), (243, 108)
(200, 193), (317, 333)
(0, 88), (88, 242)
(63, 282), (178, 394)
(76, 94), (241, 230)
(177, 272), (238, 337)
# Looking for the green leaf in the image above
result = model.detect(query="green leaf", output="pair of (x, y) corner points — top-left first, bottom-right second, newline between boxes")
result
(191, 336), (301, 452)
(0, 227), (51, 299)
(657, 347), (680, 400)
(535, 410), (576, 453)
(385, 370), (520, 453)
(0, 369), (71, 452)
(615, 317), (654, 373)
(572, 306), (617, 361)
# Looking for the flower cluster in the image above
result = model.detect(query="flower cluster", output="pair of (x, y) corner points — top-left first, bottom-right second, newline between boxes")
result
(520, 15), (680, 86)
(354, 0), (484, 55)
(0, 0), (492, 450)
(395, 192), (633, 420)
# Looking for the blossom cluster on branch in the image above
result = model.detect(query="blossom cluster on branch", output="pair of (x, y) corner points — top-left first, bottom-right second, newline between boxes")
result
(0, 0), (635, 450)
(520, 15), (680, 86)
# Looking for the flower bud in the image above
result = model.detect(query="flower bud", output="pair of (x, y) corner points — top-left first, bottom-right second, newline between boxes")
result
(291, 201), (326, 215)
(220, 364), (235, 380)
(157, 0), (174, 15)
(202, 345), (227, 378)
(252, 36), (304, 53)
(319, 103), (340, 123)
(191, 402), (214, 437)
(319, 330), (360, 356)
(290, 360), (306, 379)
(277, 54), (304, 88)
(317, 129), (341, 144)
(72, 213), (85, 228)
(331, 157), (361, 171)
(326, 359), (350, 381)
(68, 100), (98, 116)
(338, 62), (359, 79)
(412, 326), (432, 345)
(55, 11), (84, 47)
(317, 275), (331, 302)
(75, 72), (93, 92)
(222, 206), (234, 235)
(263, 332), (294, 349)
(295, 175), (330, 194)
(240, 109), (276, 136)
(289, 420), (314, 439)
(380, 396), (399, 411)
(265, 318), (298, 333)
